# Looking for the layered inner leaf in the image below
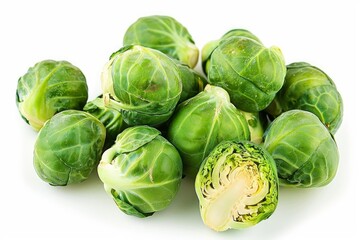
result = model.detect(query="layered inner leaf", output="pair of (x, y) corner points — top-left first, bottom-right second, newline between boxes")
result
(196, 142), (277, 231)
(202, 159), (268, 230)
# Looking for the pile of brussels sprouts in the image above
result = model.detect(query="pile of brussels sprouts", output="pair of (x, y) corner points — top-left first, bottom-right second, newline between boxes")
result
(16, 15), (342, 232)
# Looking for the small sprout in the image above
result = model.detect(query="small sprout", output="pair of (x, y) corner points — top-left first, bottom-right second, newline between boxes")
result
(98, 126), (183, 217)
(101, 45), (182, 126)
(206, 36), (286, 112)
(84, 95), (127, 150)
(202, 29), (262, 75)
(167, 85), (250, 177)
(16, 60), (88, 131)
(33, 110), (106, 186)
(123, 15), (199, 68)
(267, 62), (343, 134)
(263, 110), (339, 187)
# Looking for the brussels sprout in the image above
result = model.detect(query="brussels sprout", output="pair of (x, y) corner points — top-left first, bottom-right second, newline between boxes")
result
(202, 29), (262, 75)
(83, 95), (127, 150)
(16, 60), (88, 131)
(98, 126), (182, 218)
(176, 62), (206, 103)
(101, 45), (182, 126)
(167, 85), (250, 177)
(206, 36), (286, 112)
(195, 140), (278, 231)
(267, 62), (343, 134)
(263, 110), (339, 187)
(123, 15), (199, 68)
(34, 110), (106, 186)
(241, 111), (268, 144)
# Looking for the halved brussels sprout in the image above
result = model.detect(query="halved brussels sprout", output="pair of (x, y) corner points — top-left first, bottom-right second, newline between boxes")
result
(202, 29), (262, 75)
(267, 62), (343, 134)
(34, 110), (106, 186)
(83, 95), (127, 150)
(123, 15), (199, 68)
(101, 45), (182, 126)
(16, 60), (88, 131)
(167, 85), (250, 177)
(195, 140), (278, 231)
(98, 126), (182, 218)
(263, 110), (339, 187)
(207, 36), (286, 112)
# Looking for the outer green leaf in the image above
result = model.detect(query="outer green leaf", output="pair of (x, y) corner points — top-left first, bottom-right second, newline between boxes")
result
(111, 189), (153, 218)
(113, 125), (161, 153)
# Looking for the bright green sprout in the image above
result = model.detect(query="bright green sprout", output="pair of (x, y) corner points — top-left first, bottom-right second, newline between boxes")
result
(266, 62), (343, 134)
(202, 29), (262, 75)
(176, 61), (206, 103)
(83, 95), (127, 150)
(16, 60), (88, 131)
(33, 110), (106, 186)
(206, 36), (286, 112)
(101, 45), (182, 126)
(263, 110), (339, 187)
(168, 85), (250, 177)
(124, 15), (199, 68)
(98, 126), (182, 217)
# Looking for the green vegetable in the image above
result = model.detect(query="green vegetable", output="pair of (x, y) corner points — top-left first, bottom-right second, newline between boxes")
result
(167, 85), (250, 177)
(202, 29), (262, 75)
(83, 95), (127, 150)
(263, 110), (339, 187)
(16, 60), (88, 131)
(123, 15), (199, 68)
(17, 17), (344, 231)
(98, 126), (182, 217)
(101, 45), (182, 126)
(33, 110), (106, 186)
(206, 36), (286, 112)
(242, 111), (268, 144)
(267, 62), (343, 134)
(176, 62), (206, 103)
(195, 140), (278, 231)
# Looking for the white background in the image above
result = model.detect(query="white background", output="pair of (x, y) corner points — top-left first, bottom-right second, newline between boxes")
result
(1, 0), (359, 239)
